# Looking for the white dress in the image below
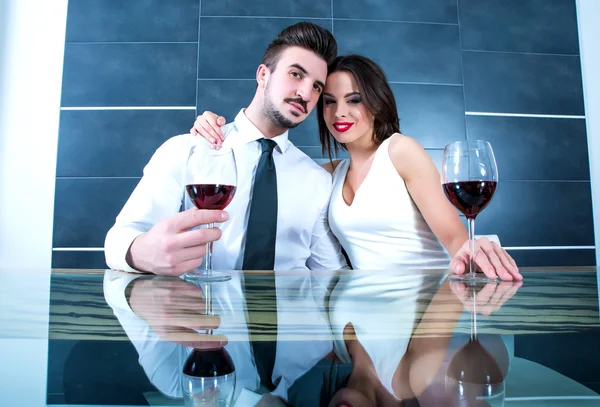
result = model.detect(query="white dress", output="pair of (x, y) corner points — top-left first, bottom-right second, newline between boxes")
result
(328, 135), (450, 271)
(328, 135), (450, 399)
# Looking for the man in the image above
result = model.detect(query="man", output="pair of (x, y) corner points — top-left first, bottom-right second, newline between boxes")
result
(105, 22), (348, 274)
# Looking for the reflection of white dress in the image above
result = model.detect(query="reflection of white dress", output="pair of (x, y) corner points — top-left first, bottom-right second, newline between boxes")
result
(328, 136), (450, 271)
(329, 272), (443, 400)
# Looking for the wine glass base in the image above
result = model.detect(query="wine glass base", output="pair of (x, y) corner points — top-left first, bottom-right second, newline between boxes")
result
(183, 270), (232, 283)
(448, 273), (499, 284)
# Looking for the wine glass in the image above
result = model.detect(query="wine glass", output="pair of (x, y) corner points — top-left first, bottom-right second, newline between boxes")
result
(181, 284), (236, 407)
(445, 285), (506, 406)
(442, 140), (498, 283)
(184, 145), (237, 283)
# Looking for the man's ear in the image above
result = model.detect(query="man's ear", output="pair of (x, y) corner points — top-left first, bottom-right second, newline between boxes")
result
(256, 64), (270, 88)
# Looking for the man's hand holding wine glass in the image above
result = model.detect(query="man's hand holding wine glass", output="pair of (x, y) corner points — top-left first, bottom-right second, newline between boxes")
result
(128, 276), (228, 349)
(126, 208), (229, 276)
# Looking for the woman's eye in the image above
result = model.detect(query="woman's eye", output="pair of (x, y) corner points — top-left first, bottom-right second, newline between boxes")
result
(348, 97), (362, 104)
(324, 99), (335, 105)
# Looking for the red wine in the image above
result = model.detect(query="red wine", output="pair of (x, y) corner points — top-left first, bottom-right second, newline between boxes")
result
(443, 181), (497, 219)
(186, 184), (236, 210)
(446, 339), (504, 385)
(183, 348), (235, 377)
(446, 339), (505, 406)
(182, 348), (236, 406)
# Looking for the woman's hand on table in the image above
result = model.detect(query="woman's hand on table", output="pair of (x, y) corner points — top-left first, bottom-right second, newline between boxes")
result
(450, 237), (522, 282)
(450, 280), (523, 316)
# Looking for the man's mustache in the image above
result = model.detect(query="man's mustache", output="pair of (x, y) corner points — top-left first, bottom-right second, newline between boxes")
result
(284, 97), (307, 113)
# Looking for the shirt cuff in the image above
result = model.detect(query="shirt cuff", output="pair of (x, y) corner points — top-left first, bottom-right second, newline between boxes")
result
(105, 226), (145, 273)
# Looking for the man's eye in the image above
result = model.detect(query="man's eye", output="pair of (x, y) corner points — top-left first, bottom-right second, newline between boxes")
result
(291, 71), (302, 79)
(313, 84), (322, 92)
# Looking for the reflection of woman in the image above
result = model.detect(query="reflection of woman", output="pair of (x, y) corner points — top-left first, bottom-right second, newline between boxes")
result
(324, 273), (516, 406)
(325, 271), (431, 406)
(328, 272), (428, 403)
(191, 55), (521, 282)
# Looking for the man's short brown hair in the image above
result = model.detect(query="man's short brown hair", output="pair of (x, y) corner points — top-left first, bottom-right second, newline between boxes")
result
(261, 22), (338, 71)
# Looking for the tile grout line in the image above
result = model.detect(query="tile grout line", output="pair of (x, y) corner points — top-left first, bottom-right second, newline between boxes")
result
(456, 0), (469, 142)
(194, 0), (203, 117)
(331, 0), (334, 34)
(462, 49), (581, 58)
(199, 16), (459, 26)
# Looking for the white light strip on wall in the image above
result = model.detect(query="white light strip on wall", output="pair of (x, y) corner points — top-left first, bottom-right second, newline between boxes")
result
(506, 396), (600, 401)
(504, 246), (595, 250)
(53, 248), (104, 251)
(465, 111), (586, 119)
(60, 106), (196, 110)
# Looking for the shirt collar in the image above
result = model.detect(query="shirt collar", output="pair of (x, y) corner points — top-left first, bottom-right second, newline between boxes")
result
(226, 109), (291, 154)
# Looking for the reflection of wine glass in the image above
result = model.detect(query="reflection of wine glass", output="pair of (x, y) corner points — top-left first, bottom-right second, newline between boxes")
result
(442, 140), (498, 283)
(181, 283), (236, 407)
(445, 286), (505, 407)
(182, 348), (236, 407)
(184, 146), (237, 283)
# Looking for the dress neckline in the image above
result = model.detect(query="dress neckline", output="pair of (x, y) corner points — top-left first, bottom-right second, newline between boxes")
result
(339, 138), (391, 208)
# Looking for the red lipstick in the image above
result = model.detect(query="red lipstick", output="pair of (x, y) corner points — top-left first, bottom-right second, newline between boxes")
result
(333, 122), (354, 133)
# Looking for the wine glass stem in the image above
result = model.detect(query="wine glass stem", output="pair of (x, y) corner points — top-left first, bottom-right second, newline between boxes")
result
(471, 287), (477, 341)
(204, 282), (214, 336)
(205, 222), (214, 272)
(467, 217), (476, 277)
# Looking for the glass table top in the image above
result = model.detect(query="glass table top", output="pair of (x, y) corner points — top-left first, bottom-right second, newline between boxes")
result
(1, 267), (599, 406)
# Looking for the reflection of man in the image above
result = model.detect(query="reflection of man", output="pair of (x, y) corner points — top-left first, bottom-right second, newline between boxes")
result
(103, 270), (336, 405)
(104, 22), (347, 275)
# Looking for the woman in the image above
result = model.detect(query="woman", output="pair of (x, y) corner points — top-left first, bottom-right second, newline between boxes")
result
(191, 55), (520, 282)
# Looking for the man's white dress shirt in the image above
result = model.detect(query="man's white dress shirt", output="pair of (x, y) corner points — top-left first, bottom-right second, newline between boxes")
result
(105, 109), (347, 272)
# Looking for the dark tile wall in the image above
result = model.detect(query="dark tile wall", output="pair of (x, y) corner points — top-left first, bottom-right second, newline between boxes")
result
(54, 0), (594, 268)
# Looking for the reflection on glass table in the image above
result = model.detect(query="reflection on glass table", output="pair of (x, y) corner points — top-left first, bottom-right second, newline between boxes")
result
(3, 267), (598, 406)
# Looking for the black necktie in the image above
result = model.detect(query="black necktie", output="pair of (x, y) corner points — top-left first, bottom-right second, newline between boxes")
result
(243, 273), (278, 391)
(242, 138), (278, 271)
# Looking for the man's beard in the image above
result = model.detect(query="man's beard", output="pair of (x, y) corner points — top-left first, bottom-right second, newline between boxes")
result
(264, 97), (299, 129)
(263, 83), (307, 129)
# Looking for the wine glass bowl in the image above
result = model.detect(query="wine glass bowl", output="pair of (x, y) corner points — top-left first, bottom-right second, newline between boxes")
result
(442, 140), (498, 283)
(445, 339), (505, 407)
(184, 145), (237, 283)
(182, 348), (236, 407)
(442, 181), (497, 220)
(187, 184), (236, 211)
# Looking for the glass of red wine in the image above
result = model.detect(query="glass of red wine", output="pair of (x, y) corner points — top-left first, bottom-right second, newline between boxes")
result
(442, 140), (498, 283)
(184, 145), (237, 283)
